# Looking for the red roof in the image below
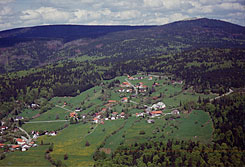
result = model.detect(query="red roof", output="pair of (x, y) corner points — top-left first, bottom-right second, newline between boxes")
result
(93, 117), (98, 121)
(101, 108), (107, 111)
(151, 111), (162, 114)
(16, 138), (24, 142)
(70, 112), (77, 117)
(112, 112), (118, 115)
(121, 112), (125, 116)
(122, 82), (130, 85)
(108, 100), (117, 103)
(12, 145), (20, 149)
(0, 144), (5, 147)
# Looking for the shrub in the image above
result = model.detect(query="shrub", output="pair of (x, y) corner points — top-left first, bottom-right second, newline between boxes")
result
(85, 141), (90, 147)
(139, 130), (145, 135)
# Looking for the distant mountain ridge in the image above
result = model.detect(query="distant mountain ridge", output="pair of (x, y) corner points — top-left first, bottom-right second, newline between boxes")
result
(0, 25), (155, 47)
(0, 18), (244, 73)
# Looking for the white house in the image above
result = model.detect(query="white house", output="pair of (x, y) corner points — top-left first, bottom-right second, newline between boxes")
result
(171, 110), (180, 115)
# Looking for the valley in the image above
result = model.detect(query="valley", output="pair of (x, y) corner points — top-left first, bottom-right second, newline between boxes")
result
(0, 73), (215, 166)
(0, 18), (244, 166)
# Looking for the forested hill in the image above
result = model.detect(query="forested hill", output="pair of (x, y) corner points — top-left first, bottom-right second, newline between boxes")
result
(0, 18), (244, 73)
(0, 25), (154, 47)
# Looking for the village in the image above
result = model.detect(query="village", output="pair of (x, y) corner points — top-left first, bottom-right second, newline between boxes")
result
(68, 74), (182, 125)
(0, 73), (185, 154)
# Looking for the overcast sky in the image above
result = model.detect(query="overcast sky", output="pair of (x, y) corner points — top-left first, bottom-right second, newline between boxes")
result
(0, 0), (244, 31)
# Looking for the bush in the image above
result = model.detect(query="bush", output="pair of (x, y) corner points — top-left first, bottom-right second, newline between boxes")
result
(139, 130), (145, 135)
(85, 141), (90, 147)
(64, 153), (68, 160)
(0, 154), (6, 160)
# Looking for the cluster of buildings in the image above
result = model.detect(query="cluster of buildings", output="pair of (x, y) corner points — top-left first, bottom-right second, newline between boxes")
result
(31, 130), (57, 139)
(127, 75), (153, 81)
(0, 137), (37, 152)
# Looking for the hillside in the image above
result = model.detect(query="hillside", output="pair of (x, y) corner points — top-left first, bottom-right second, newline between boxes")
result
(0, 18), (245, 166)
(0, 18), (244, 73)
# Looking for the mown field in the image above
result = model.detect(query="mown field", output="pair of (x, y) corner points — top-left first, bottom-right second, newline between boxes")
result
(2, 74), (215, 166)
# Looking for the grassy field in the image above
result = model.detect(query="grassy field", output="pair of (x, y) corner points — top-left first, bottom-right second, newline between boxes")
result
(103, 117), (136, 152)
(0, 145), (51, 167)
(37, 120), (125, 166)
(124, 110), (213, 145)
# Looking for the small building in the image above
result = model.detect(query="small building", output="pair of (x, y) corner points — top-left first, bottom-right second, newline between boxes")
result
(0, 143), (5, 148)
(75, 108), (81, 112)
(147, 119), (155, 124)
(150, 111), (163, 117)
(120, 82), (131, 87)
(171, 109), (180, 115)
(108, 100), (117, 103)
(93, 118), (99, 124)
(49, 131), (57, 136)
(111, 117), (116, 120)
(121, 97), (128, 103)
(11, 145), (20, 151)
(112, 112), (118, 117)
(70, 112), (77, 118)
(31, 103), (40, 109)
(16, 138), (25, 145)
(151, 102), (166, 110)
(0, 126), (8, 131)
(15, 116), (24, 121)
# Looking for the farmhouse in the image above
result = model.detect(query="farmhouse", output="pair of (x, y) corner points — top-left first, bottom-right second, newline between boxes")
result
(171, 109), (180, 115)
(151, 102), (166, 110)
(93, 117), (99, 124)
(150, 111), (163, 117)
(10, 145), (20, 151)
(0, 126), (8, 131)
(16, 138), (25, 145)
(15, 116), (24, 121)
(147, 119), (155, 123)
(121, 97), (128, 103)
(108, 100), (117, 103)
(120, 82), (131, 87)
(70, 112), (77, 118)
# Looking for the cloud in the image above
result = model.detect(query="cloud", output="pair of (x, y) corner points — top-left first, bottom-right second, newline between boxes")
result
(0, 0), (245, 31)
(20, 7), (72, 24)
(220, 2), (245, 10)
(0, 0), (14, 4)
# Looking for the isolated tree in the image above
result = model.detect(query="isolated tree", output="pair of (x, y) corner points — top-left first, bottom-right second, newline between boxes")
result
(85, 141), (90, 147)
(64, 153), (68, 160)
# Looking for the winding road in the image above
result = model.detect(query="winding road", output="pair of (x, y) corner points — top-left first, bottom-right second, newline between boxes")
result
(210, 88), (234, 102)
(24, 120), (68, 124)
(55, 105), (73, 112)
(18, 127), (32, 143)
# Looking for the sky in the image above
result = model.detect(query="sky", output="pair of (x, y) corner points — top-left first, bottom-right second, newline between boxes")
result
(0, 0), (244, 31)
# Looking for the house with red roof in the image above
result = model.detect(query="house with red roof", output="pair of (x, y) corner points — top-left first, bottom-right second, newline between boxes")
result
(16, 138), (25, 145)
(108, 100), (117, 103)
(93, 117), (99, 124)
(121, 97), (128, 103)
(69, 112), (77, 118)
(150, 111), (163, 117)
